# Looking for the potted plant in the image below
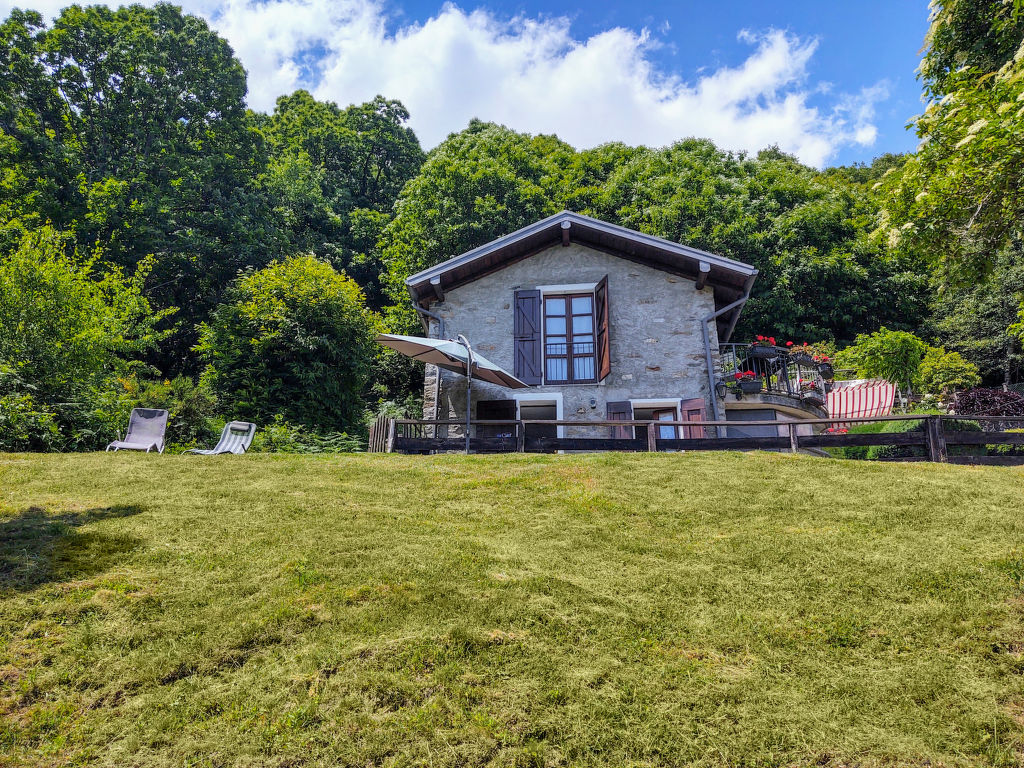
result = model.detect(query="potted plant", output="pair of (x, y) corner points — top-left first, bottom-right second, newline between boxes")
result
(814, 354), (834, 380)
(748, 335), (779, 359)
(788, 341), (815, 366)
(733, 370), (764, 394)
(799, 379), (825, 406)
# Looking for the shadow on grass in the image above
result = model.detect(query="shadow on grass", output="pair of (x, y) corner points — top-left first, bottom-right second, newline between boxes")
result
(0, 505), (143, 592)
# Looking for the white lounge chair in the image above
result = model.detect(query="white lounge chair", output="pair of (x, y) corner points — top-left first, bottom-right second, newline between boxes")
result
(106, 408), (168, 453)
(186, 421), (256, 455)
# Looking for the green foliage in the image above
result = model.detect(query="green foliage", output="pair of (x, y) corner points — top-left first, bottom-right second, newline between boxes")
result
(248, 414), (362, 453)
(0, 3), (279, 370)
(0, 365), (59, 451)
(920, 346), (981, 395)
(834, 328), (929, 391)
(259, 91), (424, 308)
(197, 255), (379, 434)
(0, 226), (171, 450)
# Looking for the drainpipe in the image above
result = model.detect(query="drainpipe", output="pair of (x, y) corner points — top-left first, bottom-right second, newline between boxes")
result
(411, 300), (446, 424)
(702, 274), (756, 423)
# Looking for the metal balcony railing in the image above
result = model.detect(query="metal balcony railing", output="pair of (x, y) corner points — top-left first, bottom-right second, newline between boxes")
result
(718, 344), (829, 407)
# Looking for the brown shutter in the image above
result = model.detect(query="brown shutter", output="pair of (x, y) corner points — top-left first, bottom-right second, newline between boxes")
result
(514, 290), (542, 385)
(680, 398), (707, 439)
(595, 275), (611, 381)
(607, 400), (633, 439)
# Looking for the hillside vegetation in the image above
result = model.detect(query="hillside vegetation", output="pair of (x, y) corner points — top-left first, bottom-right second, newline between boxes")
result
(2, 451), (1024, 766)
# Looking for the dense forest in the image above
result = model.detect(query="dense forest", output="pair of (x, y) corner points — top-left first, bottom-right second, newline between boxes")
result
(1, 0), (1022, 450)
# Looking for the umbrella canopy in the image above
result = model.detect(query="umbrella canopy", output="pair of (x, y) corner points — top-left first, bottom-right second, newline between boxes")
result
(376, 334), (529, 389)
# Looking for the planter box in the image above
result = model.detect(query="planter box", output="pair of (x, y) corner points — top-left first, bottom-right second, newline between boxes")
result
(802, 392), (825, 407)
(818, 363), (834, 380)
(739, 378), (765, 394)
(748, 345), (780, 359)
(789, 353), (814, 366)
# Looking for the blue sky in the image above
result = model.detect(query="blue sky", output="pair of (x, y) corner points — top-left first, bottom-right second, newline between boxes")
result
(386, 0), (929, 165)
(9, 0), (932, 167)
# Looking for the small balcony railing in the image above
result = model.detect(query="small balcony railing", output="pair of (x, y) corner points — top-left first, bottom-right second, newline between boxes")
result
(717, 344), (829, 408)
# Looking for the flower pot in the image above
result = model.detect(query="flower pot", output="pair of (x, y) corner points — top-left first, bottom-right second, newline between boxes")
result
(803, 392), (824, 407)
(789, 353), (814, 366)
(748, 346), (779, 359)
(739, 378), (764, 394)
(818, 363), (834, 380)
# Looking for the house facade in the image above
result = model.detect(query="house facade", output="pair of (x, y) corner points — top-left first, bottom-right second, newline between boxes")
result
(405, 211), (827, 440)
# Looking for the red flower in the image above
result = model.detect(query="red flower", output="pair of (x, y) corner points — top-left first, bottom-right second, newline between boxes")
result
(768, 336), (776, 345)
(756, 335), (764, 341)
(734, 372), (743, 380)
(786, 341), (794, 347)
(745, 370), (755, 376)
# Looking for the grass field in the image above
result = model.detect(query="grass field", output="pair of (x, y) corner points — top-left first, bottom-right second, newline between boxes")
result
(2, 451), (1024, 767)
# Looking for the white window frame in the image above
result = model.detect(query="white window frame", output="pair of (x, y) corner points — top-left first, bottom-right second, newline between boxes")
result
(514, 393), (564, 438)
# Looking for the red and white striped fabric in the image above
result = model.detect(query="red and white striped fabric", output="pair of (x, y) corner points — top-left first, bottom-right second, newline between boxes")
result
(827, 379), (897, 428)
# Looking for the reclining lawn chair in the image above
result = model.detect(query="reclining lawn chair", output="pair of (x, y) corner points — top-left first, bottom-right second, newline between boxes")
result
(106, 408), (168, 453)
(186, 421), (256, 455)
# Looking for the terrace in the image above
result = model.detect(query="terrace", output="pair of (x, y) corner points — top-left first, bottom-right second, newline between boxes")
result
(716, 342), (831, 415)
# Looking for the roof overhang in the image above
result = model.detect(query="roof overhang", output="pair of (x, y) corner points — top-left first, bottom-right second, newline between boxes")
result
(406, 211), (758, 340)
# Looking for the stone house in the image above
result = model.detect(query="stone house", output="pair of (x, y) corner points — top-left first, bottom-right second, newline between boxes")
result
(404, 211), (827, 440)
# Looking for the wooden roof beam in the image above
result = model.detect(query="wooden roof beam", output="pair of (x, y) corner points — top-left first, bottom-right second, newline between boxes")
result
(695, 261), (711, 290)
(429, 275), (444, 301)
(560, 220), (571, 246)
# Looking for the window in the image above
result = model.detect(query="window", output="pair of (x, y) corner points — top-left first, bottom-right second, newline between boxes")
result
(543, 293), (596, 383)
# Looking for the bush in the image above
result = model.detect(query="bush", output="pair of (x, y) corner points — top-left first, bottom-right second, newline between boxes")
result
(0, 367), (60, 451)
(866, 418), (984, 460)
(197, 256), (379, 435)
(920, 347), (980, 396)
(248, 415), (362, 453)
(989, 428), (1024, 457)
(953, 387), (1024, 419)
(834, 328), (927, 392)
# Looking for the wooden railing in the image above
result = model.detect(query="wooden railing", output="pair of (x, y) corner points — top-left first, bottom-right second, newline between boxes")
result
(379, 415), (1024, 465)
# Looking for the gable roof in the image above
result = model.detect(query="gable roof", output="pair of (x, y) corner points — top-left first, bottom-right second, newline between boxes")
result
(406, 211), (757, 341)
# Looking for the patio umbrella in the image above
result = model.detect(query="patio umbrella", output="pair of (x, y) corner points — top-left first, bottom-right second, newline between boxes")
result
(375, 333), (529, 452)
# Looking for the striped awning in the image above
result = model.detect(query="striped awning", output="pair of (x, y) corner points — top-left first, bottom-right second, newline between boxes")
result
(827, 379), (897, 426)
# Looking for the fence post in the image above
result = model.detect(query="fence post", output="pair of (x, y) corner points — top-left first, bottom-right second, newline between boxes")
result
(647, 422), (658, 453)
(788, 423), (800, 454)
(926, 416), (947, 463)
(385, 418), (396, 454)
(516, 421), (525, 453)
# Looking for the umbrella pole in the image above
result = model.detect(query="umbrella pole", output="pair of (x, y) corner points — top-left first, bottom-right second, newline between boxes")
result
(458, 335), (473, 454)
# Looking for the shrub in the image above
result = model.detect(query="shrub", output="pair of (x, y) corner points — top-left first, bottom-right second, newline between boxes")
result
(920, 347), (980, 396)
(197, 256), (379, 435)
(866, 418), (984, 460)
(834, 328), (927, 392)
(248, 415), (363, 453)
(953, 388), (1024, 418)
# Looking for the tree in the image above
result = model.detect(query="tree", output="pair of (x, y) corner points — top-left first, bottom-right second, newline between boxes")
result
(381, 120), (572, 301)
(196, 256), (379, 434)
(920, 346), (981, 395)
(259, 91), (424, 307)
(0, 3), (279, 372)
(0, 226), (171, 449)
(834, 328), (929, 393)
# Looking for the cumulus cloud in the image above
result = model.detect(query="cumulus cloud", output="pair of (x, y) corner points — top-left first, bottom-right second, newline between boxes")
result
(4, 0), (888, 166)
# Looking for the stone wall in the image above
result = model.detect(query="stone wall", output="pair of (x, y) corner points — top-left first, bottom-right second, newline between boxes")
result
(420, 243), (723, 436)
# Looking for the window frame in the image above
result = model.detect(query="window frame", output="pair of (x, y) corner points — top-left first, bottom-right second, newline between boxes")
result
(542, 292), (598, 384)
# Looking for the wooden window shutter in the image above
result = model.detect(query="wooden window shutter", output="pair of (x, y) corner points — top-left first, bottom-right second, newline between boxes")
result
(679, 398), (707, 439)
(606, 400), (633, 439)
(595, 275), (611, 381)
(513, 290), (542, 385)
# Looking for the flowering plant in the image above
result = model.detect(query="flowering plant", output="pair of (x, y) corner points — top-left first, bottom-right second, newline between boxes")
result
(751, 335), (776, 347)
(823, 427), (848, 434)
(733, 370), (758, 380)
(798, 379), (818, 391)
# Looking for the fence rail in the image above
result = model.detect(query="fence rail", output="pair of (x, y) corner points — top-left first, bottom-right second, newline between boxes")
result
(383, 415), (1024, 465)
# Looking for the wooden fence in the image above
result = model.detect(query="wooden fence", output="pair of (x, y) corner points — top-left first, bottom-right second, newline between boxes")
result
(373, 415), (1024, 466)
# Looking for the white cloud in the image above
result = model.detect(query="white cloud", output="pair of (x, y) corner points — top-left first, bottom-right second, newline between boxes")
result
(3, 0), (887, 166)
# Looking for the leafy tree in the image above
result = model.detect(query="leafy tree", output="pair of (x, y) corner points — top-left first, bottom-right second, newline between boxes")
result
(196, 256), (379, 434)
(834, 328), (929, 392)
(0, 3), (279, 372)
(259, 91), (424, 307)
(381, 120), (572, 300)
(919, 346), (981, 395)
(0, 226), (171, 449)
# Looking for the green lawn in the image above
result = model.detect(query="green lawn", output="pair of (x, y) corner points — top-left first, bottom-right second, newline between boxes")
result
(2, 452), (1024, 767)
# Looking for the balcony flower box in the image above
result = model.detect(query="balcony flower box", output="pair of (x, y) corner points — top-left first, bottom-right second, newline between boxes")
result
(789, 352), (815, 366)
(818, 362), (835, 380)
(738, 378), (765, 394)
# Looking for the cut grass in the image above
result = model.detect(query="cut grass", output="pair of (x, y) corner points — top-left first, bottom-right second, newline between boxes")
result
(2, 451), (1024, 767)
